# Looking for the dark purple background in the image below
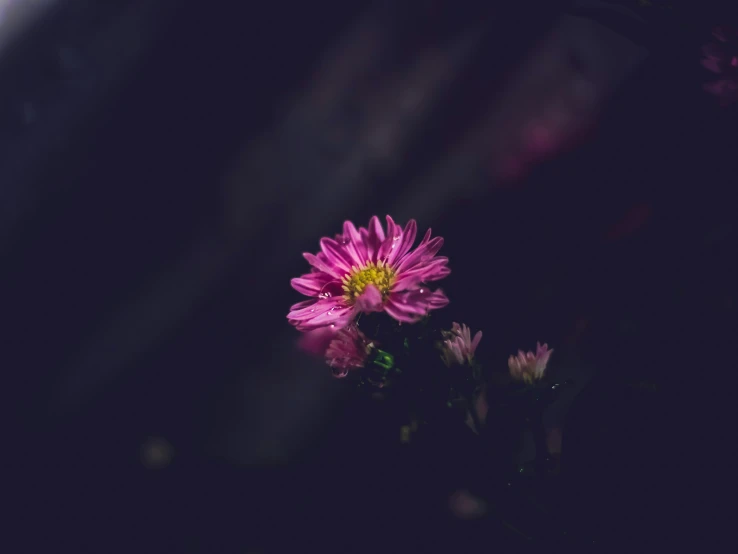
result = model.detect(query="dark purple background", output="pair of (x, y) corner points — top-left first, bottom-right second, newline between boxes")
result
(4, 1), (736, 552)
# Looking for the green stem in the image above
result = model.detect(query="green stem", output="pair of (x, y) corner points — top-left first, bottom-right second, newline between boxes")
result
(372, 349), (395, 371)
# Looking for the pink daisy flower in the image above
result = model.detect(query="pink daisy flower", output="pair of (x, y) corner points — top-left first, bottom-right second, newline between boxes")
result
(508, 342), (553, 384)
(440, 322), (482, 367)
(288, 215), (450, 330)
(325, 325), (373, 377)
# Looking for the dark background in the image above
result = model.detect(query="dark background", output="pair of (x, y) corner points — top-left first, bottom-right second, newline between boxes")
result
(4, 0), (736, 551)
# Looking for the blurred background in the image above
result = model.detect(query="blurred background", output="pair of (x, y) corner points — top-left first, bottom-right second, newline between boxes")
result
(4, 0), (736, 551)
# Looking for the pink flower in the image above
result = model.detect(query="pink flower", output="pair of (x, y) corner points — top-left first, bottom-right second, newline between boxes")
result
(288, 215), (450, 330)
(701, 26), (738, 106)
(325, 325), (373, 377)
(296, 326), (339, 356)
(508, 342), (553, 384)
(440, 322), (482, 367)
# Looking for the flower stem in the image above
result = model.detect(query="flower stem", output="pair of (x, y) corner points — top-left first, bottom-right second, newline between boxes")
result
(372, 349), (395, 370)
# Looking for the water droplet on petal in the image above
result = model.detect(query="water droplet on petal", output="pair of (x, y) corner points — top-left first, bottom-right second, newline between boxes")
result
(419, 288), (424, 293)
(330, 324), (335, 328)
(393, 235), (401, 241)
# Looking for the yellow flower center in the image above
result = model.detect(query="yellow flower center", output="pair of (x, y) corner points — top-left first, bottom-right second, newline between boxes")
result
(341, 260), (396, 303)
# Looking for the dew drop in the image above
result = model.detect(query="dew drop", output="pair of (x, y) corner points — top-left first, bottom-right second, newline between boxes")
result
(419, 288), (424, 293)
(331, 324), (335, 328)
(393, 235), (401, 241)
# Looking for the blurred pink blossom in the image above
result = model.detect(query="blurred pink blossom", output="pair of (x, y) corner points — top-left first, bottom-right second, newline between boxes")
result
(296, 326), (338, 356)
(325, 325), (373, 377)
(702, 26), (738, 106)
(440, 322), (482, 367)
(508, 342), (553, 384)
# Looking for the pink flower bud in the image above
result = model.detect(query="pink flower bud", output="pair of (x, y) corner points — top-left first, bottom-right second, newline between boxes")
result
(440, 322), (482, 367)
(508, 342), (553, 384)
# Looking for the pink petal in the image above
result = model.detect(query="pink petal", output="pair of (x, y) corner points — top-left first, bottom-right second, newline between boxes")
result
(288, 297), (340, 319)
(417, 236), (445, 260)
(701, 58), (723, 74)
(295, 305), (355, 331)
(383, 299), (425, 323)
(319, 238), (353, 273)
(471, 330), (483, 352)
(296, 327), (339, 356)
(288, 297), (355, 331)
(369, 215), (386, 241)
(536, 342), (551, 358)
(445, 342), (464, 366)
(392, 219), (418, 265)
(343, 220), (368, 264)
(704, 79), (738, 102)
(290, 273), (336, 296)
(380, 218), (417, 267)
(303, 252), (343, 279)
(419, 228), (432, 245)
(288, 299), (317, 313)
(702, 42), (724, 59)
(393, 228), (432, 271)
(365, 216), (386, 262)
(395, 236), (444, 273)
(355, 284), (384, 313)
(712, 26), (732, 42)
(384, 289), (448, 322)
(359, 227), (371, 258)
(377, 215), (402, 262)
(390, 271), (425, 293)
(395, 257), (450, 286)
(427, 289), (450, 309)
